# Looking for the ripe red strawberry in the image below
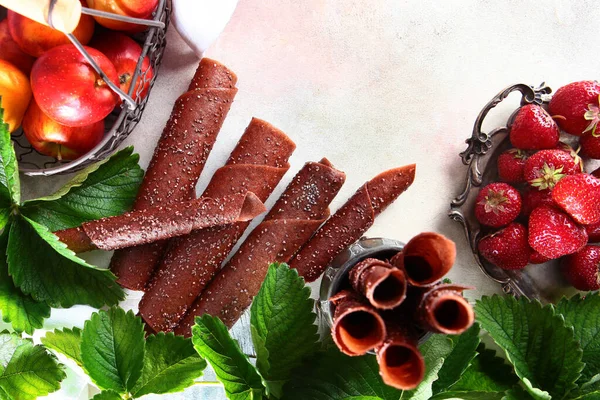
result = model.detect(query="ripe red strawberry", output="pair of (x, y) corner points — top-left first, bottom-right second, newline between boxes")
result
(478, 223), (531, 270)
(562, 245), (600, 291)
(557, 142), (585, 172)
(510, 104), (560, 150)
(474, 183), (521, 227)
(548, 81), (600, 136)
(497, 149), (527, 183)
(580, 134), (600, 159)
(521, 188), (554, 217)
(523, 149), (580, 190)
(552, 174), (600, 225)
(585, 223), (600, 243)
(529, 250), (551, 264)
(528, 205), (588, 259)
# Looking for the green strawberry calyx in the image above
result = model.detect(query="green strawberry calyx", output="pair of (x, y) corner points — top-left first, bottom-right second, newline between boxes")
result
(509, 148), (528, 160)
(530, 163), (566, 190)
(584, 94), (600, 137)
(478, 189), (508, 215)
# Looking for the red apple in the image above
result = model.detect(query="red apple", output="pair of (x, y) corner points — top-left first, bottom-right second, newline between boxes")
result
(22, 99), (104, 160)
(31, 44), (119, 127)
(7, 3), (95, 58)
(90, 31), (153, 102)
(0, 20), (35, 74)
(86, 0), (158, 33)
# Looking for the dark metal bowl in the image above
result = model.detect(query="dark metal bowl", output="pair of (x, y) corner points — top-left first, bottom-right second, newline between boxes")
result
(7, 0), (171, 176)
(448, 83), (580, 303)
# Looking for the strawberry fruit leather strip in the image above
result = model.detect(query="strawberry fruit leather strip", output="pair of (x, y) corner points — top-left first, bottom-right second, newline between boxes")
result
(416, 284), (474, 335)
(390, 232), (456, 287)
(174, 159), (346, 334)
(289, 164), (417, 282)
(110, 59), (238, 290)
(139, 118), (296, 333)
(329, 289), (387, 356)
(349, 258), (407, 310)
(54, 193), (265, 252)
(375, 321), (425, 390)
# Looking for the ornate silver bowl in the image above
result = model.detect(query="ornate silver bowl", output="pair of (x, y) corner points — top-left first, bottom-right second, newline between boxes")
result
(448, 83), (580, 303)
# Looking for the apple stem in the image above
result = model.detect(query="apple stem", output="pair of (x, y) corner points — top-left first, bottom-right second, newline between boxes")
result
(57, 146), (63, 162)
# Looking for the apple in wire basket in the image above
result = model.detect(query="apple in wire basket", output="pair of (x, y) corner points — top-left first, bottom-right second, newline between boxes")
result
(86, 0), (159, 33)
(90, 30), (153, 103)
(22, 98), (104, 161)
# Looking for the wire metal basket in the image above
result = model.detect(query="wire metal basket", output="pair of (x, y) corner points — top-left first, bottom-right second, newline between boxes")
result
(7, 0), (170, 176)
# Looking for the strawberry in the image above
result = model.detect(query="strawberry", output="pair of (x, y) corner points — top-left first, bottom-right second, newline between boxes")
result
(529, 251), (551, 264)
(548, 81), (600, 136)
(521, 188), (554, 217)
(585, 223), (600, 243)
(557, 142), (584, 172)
(528, 205), (588, 259)
(580, 134), (600, 159)
(552, 174), (600, 225)
(562, 245), (600, 291)
(497, 149), (527, 183)
(509, 104), (560, 150)
(478, 223), (531, 270)
(474, 183), (521, 227)
(523, 149), (580, 190)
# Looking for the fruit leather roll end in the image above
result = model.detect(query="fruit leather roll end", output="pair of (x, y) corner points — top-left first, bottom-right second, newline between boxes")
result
(375, 322), (424, 390)
(417, 284), (475, 335)
(111, 58), (238, 291)
(390, 232), (456, 287)
(349, 258), (407, 310)
(172, 159), (346, 335)
(330, 289), (387, 356)
(55, 193), (265, 252)
(290, 164), (416, 282)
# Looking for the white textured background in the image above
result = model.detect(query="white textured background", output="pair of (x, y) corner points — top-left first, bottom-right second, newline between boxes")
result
(19, 0), (600, 398)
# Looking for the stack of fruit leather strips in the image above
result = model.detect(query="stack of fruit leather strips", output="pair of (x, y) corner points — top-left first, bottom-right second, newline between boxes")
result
(174, 158), (346, 333)
(140, 118), (296, 333)
(329, 232), (474, 390)
(110, 58), (238, 290)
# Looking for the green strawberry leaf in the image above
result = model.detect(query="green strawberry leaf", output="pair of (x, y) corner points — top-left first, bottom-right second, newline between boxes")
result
(0, 102), (20, 206)
(250, 262), (319, 397)
(7, 215), (124, 308)
(282, 334), (453, 400)
(502, 386), (537, 400)
(131, 332), (206, 397)
(475, 295), (584, 400)
(192, 314), (265, 400)
(91, 390), (122, 400)
(450, 344), (519, 393)
(0, 228), (50, 334)
(21, 147), (143, 232)
(81, 307), (145, 394)
(41, 327), (83, 367)
(432, 323), (481, 394)
(0, 331), (65, 400)
(556, 293), (600, 385)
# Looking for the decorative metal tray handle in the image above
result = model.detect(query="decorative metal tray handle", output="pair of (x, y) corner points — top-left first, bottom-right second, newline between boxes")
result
(449, 83), (552, 300)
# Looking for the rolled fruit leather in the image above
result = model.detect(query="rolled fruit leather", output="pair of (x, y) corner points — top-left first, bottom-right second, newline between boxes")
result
(54, 192), (265, 252)
(174, 158), (346, 334)
(289, 164), (417, 282)
(349, 258), (407, 310)
(329, 289), (387, 356)
(416, 284), (475, 335)
(376, 320), (425, 390)
(139, 118), (296, 332)
(110, 58), (238, 290)
(390, 232), (456, 287)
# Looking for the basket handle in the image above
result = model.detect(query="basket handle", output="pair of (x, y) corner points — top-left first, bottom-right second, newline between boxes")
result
(0, 0), (81, 33)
